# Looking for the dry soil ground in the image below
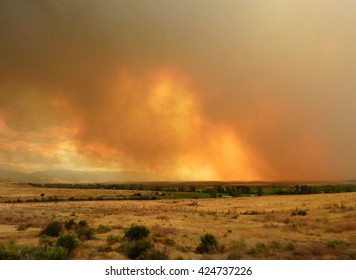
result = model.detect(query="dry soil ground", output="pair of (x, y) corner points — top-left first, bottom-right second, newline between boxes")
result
(0, 182), (355, 259)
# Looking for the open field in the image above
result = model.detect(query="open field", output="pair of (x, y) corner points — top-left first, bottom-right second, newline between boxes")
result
(0, 182), (356, 259)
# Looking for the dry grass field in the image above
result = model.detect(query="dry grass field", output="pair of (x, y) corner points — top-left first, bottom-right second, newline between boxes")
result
(0, 182), (355, 260)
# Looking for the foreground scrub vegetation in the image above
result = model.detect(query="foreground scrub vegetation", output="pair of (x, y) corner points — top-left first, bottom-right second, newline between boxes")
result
(0, 183), (356, 259)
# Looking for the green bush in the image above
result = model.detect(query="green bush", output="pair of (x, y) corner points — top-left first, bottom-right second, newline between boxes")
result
(120, 239), (152, 259)
(124, 225), (150, 241)
(196, 233), (218, 254)
(39, 235), (55, 246)
(0, 241), (67, 260)
(76, 227), (95, 240)
(56, 234), (78, 253)
(248, 242), (268, 257)
(78, 220), (87, 227)
(36, 246), (67, 260)
(41, 221), (63, 237)
(0, 240), (22, 259)
(64, 219), (76, 230)
(24, 245), (68, 260)
(138, 248), (169, 260)
(97, 224), (111, 234)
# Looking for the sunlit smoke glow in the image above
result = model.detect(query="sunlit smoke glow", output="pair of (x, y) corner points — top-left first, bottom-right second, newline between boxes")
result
(59, 68), (258, 180)
(0, 1), (355, 181)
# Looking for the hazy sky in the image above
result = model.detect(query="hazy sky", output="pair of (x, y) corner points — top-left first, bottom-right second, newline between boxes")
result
(0, 0), (355, 180)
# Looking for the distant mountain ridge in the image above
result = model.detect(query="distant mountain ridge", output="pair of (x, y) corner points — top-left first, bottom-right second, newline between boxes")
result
(0, 169), (164, 183)
(0, 169), (355, 184)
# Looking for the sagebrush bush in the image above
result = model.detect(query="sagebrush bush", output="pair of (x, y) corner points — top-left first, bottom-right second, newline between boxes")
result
(120, 239), (152, 259)
(138, 248), (169, 260)
(76, 226), (95, 240)
(78, 220), (87, 227)
(0, 241), (22, 259)
(248, 242), (268, 257)
(0, 241), (67, 260)
(64, 219), (76, 230)
(36, 246), (68, 260)
(124, 225), (150, 241)
(56, 234), (78, 253)
(39, 235), (55, 246)
(97, 224), (111, 234)
(196, 233), (218, 254)
(41, 221), (63, 237)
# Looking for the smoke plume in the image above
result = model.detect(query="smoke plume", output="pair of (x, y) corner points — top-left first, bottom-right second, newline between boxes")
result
(1, 1), (355, 180)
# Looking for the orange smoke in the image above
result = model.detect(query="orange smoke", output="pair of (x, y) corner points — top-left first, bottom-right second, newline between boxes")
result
(2, 2), (355, 181)
(60, 68), (259, 180)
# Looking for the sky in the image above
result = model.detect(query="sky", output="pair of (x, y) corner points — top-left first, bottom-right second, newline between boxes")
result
(0, 0), (355, 181)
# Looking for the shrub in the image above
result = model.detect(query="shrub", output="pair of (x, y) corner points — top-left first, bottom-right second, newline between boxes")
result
(227, 237), (247, 259)
(17, 223), (32, 231)
(120, 239), (152, 259)
(124, 225), (150, 241)
(97, 224), (111, 234)
(30, 245), (67, 260)
(248, 242), (268, 257)
(76, 227), (95, 240)
(291, 208), (308, 216)
(163, 237), (175, 246)
(56, 234), (78, 253)
(231, 237), (247, 250)
(196, 233), (218, 254)
(226, 252), (242, 260)
(39, 235), (55, 246)
(0, 241), (67, 260)
(64, 219), (76, 230)
(326, 240), (350, 249)
(0, 240), (22, 259)
(138, 248), (169, 260)
(107, 234), (120, 245)
(78, 220), (87, 227)
(41, 221), (63, 237)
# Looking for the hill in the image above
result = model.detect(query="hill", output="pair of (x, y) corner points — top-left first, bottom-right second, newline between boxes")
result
(0, 169), (163, 183)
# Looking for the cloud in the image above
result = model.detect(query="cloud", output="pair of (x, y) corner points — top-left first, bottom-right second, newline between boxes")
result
(0, 1), (355, 180)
